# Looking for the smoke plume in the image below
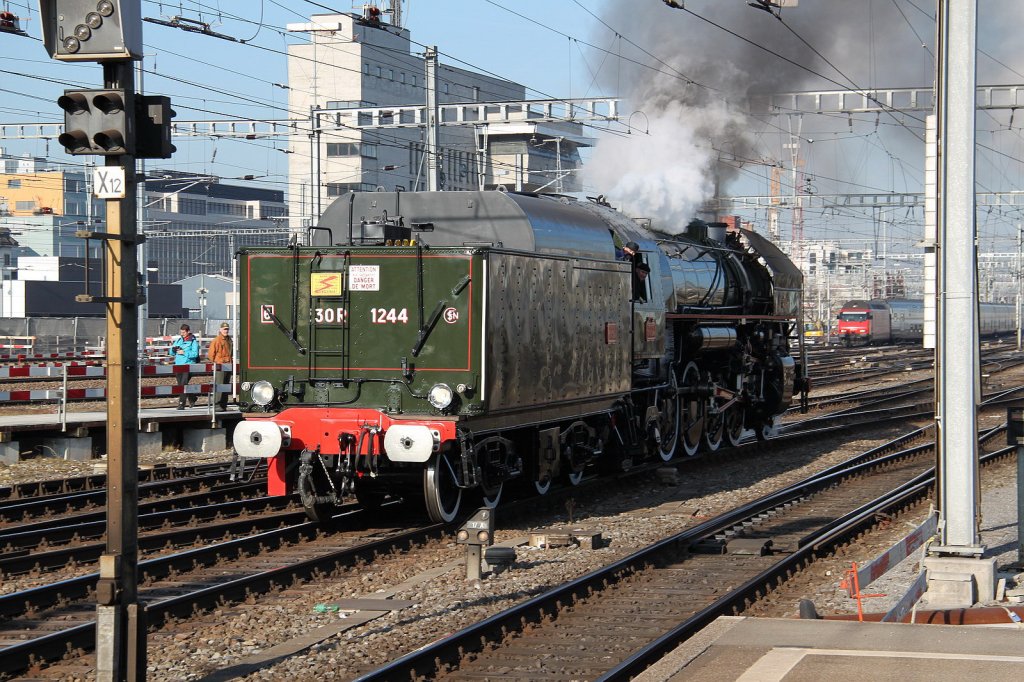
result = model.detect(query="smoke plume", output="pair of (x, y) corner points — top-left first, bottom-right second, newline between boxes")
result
(583, 1), (1024, 231)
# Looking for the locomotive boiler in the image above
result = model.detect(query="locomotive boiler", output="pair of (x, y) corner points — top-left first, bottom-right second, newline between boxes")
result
(232, 190), (807, 523)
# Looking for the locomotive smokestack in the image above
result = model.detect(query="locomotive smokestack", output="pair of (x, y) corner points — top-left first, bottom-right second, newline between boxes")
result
(707, 222), (728, 243)
(686, 219), (708, 242)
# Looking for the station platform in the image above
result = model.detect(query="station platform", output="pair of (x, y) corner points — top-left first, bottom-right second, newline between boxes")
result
(0, 404), (240, 433)
(637, 615), (1024, 681)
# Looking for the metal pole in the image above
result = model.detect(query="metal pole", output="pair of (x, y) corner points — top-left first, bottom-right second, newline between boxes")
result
(231, 235), (238, 403)
(1017, 223), (1021, 351)
(934, 0), (982, 554)
(94, 61), (145, 681)
(136, 59), (147, 428)
(1018, 432), (1024, 564)
(555, 137), (563, 193)
(425, 46), (440, 192)
(309, 107), (318, 235)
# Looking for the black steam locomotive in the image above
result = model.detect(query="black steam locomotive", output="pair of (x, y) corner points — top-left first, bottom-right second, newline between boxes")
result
(232, 190), (807, 522)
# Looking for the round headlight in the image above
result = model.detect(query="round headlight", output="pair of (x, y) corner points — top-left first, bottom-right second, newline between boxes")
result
(251, 380), (276, 407)
(427, 383), (454, 410)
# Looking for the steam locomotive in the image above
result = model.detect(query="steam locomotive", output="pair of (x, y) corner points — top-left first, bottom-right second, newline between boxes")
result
(836, 298), (1016, 345)
(232, 191), (807, 523)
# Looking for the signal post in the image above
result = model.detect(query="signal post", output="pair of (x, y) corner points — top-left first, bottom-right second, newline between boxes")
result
(40, 2), (173, 679)
(92, 60), (144, 681)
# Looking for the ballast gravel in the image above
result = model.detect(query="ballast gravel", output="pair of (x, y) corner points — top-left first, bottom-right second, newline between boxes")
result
(1, 361), (1021, 680)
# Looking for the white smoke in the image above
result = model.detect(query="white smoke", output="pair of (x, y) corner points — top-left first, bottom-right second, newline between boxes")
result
(582, 2), (1024, 233)
(585, 99), (733, 231)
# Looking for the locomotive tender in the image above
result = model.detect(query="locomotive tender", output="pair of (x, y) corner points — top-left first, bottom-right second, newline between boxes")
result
(232, 190), (807, 522)
(836, 298), (1016, 345)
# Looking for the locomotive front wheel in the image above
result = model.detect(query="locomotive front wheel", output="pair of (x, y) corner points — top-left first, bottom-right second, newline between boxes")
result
(423, 450), (463, 523)
(655, 374), (681, 462)
(724, 408), (745, 447)
(680, 362), (704, 456)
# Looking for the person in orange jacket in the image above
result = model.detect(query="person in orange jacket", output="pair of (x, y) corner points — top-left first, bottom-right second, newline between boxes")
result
(207, 322), (233, 410)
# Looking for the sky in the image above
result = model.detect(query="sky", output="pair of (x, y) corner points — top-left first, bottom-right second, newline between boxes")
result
(3, 1), (1024, 255)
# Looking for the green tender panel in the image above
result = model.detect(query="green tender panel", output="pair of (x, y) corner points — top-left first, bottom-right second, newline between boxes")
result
(486, 252), (632, 412)
(240, 247), (481, 413)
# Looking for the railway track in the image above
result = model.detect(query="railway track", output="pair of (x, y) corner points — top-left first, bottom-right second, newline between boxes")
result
(1, 348), (1020, 679)
(0, 509), (443, 678)
(0, 466), (266, 527)
(0, 460), (239, 502)
(355, 424), (1012, 680)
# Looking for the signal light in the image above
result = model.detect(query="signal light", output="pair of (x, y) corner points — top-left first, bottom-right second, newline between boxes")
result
(135, 95), (176, 159)
(56, 90), (177, 159)
(57, 89), (132, 156)
(40, 0), (142, 61)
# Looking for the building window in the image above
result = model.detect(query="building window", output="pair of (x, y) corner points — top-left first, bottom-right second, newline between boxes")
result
(326, 182), (376, 197)
(412, 75), (417, 87)
(327, 142), (360, 157)
(400, 72), (406, 83)
(363, 63), (370, 75)
(443, 83), (449, 94)
(472, 86), (480, 101)
(7, 180), (20, 189)
(376, 66), (382, 78)
(260, 205), (288, 219)
(388, 69), (394, 80)
(208, 201), (247, 216)
(64, 177), (86, 193)
(326, 100), (376, 110)
(360, 144), (377, 159)
(178, 198), (207, 215)
(15, 200), (35, 210)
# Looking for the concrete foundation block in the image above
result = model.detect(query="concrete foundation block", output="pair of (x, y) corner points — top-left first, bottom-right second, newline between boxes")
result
(42, 436), (93, 462)
(921, 556), (997, 608)
(138, 431), (163, 457)
(183, 428), (226, 453)
(0, 441), (19, 465)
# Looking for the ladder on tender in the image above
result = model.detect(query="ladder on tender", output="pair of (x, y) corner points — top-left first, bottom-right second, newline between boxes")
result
(306, 253), (351, 382)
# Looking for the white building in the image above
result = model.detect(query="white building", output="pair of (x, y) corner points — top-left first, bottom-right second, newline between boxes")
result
(286, 6), (591, 229)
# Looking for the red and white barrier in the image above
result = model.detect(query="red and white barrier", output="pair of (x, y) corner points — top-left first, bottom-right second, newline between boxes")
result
(0, 360), (236, 404)
(0, 383), (233, 403)
(0, 366), (107, 379)
(0, 352), (104, 362)
(0, 363), (232, 380)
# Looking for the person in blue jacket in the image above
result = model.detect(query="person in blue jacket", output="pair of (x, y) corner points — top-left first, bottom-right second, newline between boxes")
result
(171, 323), (201, 409)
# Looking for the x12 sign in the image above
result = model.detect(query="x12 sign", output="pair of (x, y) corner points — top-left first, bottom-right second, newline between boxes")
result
(92, 167), (126, 198)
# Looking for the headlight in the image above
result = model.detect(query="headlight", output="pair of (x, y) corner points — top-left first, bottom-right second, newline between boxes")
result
(427, 383), (454, 410)
(251, 380), (276, 407)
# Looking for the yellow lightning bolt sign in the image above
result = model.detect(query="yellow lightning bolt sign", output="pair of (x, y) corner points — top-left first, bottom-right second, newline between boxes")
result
(311, 272), (343, 297)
